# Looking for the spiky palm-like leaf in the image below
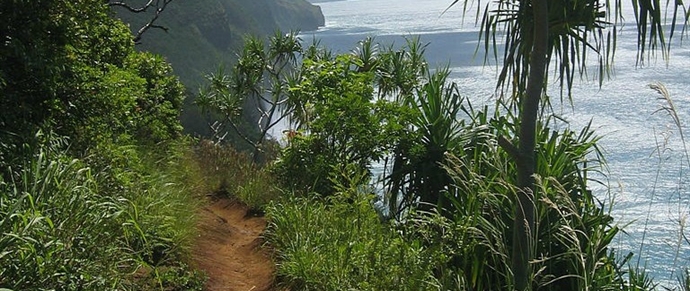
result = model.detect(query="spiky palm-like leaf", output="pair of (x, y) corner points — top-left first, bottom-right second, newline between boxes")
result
(449, 0), (686, 101)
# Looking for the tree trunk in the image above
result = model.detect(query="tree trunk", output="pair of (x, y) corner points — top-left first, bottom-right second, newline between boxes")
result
(512, 0), (548, 290)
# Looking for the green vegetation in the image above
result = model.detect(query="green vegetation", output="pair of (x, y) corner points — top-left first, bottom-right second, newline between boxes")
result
(441, 0), (612, 285)
(443, 0), (688, 288)
(193, 139), (281, 210)
(0, 1), (321, 288)
(0, 1), (206, 289)
(266, 190), (439, 290)
(197, 33), (656, 290)
(113, 0), (325, 137)
(197, 32), (304, 161)
(0, 139), (208, 290)
(3, 0), (689, 290)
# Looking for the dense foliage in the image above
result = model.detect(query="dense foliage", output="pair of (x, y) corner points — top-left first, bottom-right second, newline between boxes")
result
(0, 1), (204, 289)
(0, 0), (184, 161)
(113, 0), (324, 137)
(0, 139), (207, 290)
(199, 35), (656, 290)
(2, 0), (681, 289)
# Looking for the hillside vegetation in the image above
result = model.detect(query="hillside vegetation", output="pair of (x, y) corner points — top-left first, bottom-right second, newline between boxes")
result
(0, 1), (321, 289)
(114, 0), (325, 136)
(0, 1), (212, 289)
(115, 0), (323, 88)
(197, 33), (665, 290)
(3, 1), (681, 290)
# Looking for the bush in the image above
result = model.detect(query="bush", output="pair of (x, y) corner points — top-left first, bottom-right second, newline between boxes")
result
(273, 54), (396, 196)
(0, 0), (185, 158)
(0, 147), (124, 289)
(193, 139), (281, 209)
(0, 137), (206, 290)
(265, 184), (442, 290)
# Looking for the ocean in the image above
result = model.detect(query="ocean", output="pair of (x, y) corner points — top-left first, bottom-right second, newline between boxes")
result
(301, 0), (690, 286)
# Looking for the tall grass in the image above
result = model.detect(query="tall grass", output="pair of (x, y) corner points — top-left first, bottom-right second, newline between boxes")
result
(0, 137), (206, 290)
(265, 171), (442, 291)
(1, 147), (125, 289)
(432, 108), (636, 290)
(192, 139), (280, 209)
(645, 82), (690, 289)
(110, 140), (207, 290)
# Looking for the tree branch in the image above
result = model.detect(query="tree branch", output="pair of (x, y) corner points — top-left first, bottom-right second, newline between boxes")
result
(497, 135), (519, 161)
(108, 0), (173, 44)
(108, 0), (156, 13)
(225, 118), (259, 150)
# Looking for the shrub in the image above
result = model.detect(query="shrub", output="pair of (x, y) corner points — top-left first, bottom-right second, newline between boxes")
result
(0, 1), (185, 158)
(0, 137), (206, 290)
(273, 54), (397, 196)
(265, 178), (441, 290)
(0, 147), (124, 290)
(193, 139), (281, 209)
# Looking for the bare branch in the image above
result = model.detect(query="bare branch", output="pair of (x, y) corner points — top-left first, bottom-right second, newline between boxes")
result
(225, 118), (260, 149)
(108, 0), (174, 44)
(108, 0), (156, 13)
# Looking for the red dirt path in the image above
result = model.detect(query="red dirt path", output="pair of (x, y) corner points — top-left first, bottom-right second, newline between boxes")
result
(192, 197), (276, 291)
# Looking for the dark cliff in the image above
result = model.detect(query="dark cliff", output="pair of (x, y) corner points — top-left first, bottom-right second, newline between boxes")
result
(271, 0), (325, 32)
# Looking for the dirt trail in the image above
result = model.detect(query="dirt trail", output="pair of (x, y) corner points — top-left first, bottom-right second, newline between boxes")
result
(192, 197), (275, 291)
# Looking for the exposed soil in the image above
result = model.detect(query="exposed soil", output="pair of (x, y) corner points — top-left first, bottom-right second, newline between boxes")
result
(192, 197), (276, 291)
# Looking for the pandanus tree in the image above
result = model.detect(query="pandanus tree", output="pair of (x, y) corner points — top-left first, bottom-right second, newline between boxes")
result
(450, 0), (682, 290)
(197, 32), (303, 162)
(446, 0), (689, 289)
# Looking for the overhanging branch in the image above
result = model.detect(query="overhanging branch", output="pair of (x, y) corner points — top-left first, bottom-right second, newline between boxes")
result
(108, 0), (156, 12)
(108, 0), (174, 44)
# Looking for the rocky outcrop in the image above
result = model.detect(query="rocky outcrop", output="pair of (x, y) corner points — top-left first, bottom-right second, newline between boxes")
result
(272, 0), (325, 32)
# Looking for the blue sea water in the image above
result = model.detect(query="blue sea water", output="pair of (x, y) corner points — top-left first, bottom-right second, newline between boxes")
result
(301, 0), (690, 286)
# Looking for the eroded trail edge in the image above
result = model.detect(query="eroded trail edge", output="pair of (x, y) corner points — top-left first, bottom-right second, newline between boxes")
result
(192, 197), (275, 291)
